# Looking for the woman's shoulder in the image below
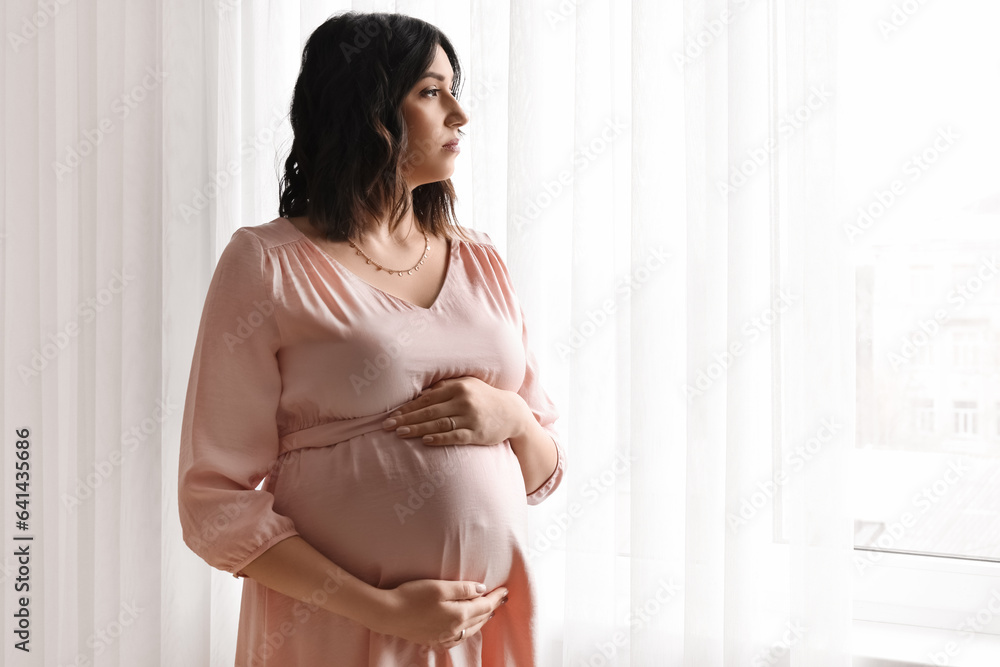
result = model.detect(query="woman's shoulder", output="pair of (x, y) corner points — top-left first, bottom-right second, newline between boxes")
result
(230, 217), (302, 250)
(451, 225), (496, 249)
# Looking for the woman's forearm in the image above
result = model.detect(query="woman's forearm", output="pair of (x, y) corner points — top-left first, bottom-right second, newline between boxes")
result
(239, 535), (385, 629)
(506, 394), (559, 495)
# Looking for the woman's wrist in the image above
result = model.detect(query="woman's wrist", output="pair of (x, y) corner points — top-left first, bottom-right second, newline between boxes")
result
(503, 391), (534, 441)
(345, 582), (393, 632)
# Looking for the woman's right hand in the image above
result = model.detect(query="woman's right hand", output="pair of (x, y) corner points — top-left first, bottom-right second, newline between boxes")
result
(364, 579), (509, 649)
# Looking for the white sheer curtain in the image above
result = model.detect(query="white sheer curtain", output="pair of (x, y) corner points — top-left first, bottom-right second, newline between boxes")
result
(2, 0), (852, 665)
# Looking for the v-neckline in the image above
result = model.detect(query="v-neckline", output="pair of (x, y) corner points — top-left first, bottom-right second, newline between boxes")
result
(280, 216), (455, 311)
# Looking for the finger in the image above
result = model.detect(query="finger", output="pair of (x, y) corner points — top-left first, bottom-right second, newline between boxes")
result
(389, 403), (462, 437)
(426, 377), (457, 391)
(418, 381), (460, 404)
(464, 603), (498, 629)
(462, 610), (495, 639)
(450, 600), (503, 647)
(437, 621), (480, 650)
(448, 581), (490, 601)
(381, 408), (410, 429)
(434, 628), (464, 650)
(380, 386), (453, 427)
(435, 586), (507, 650)
(420, 418), (469, 445)
(381, 406), (432, 431)
(484, 586), (509, 608)
(447, 585), (506, 619)
(383, 396), (457, 428)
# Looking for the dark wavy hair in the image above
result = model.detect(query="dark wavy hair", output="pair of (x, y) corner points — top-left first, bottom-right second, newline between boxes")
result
(278, 11), (472, 244)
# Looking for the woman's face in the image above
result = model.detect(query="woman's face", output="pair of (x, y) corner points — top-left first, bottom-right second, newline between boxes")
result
(399, 44), (468, 188)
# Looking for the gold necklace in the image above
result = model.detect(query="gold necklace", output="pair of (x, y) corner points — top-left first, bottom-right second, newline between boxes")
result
(347, 230), (431, 276)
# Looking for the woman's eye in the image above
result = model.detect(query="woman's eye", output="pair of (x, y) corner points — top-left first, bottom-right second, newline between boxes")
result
(422, 88), (440, 98)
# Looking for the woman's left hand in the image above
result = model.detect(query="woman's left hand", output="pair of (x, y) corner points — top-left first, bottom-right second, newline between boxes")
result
(381, 377), (530, 446)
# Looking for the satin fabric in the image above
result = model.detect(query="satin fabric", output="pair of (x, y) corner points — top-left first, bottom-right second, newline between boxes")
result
(177, 217), (565, 666)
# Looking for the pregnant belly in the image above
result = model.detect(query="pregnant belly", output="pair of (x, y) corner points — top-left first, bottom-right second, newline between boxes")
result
(270, 428), (528, 590)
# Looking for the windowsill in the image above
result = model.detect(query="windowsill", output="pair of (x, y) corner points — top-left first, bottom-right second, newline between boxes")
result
(854, 551), (1000, 666)
(853, 620), (1000, 666)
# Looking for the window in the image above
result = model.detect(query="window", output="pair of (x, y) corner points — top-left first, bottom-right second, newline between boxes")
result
(844, 0), (1000, 561)
(952, 400), (978, 437)
(952, 329), (982, 370)
(834, 2), (1000, 661)
(914, 398), (934, 435)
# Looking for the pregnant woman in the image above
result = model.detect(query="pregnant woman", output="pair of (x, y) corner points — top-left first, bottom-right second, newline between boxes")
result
(177, 11), (565, 667)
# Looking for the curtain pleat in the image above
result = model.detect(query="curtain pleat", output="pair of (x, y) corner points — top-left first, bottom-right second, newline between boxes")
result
(163, 0), (215, 664)
(629, 0), (687, 663)
(120, 1), (164, 665)
(783, 0), (854, 662)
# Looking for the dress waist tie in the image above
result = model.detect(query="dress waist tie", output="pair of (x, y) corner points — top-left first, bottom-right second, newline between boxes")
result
(276, 405), (402, 458)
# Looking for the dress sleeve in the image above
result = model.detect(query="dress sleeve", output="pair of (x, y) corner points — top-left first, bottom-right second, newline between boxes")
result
(473, 229), (566, 505)
(177, 227), (299, 578)
(516, 302), (567, 505)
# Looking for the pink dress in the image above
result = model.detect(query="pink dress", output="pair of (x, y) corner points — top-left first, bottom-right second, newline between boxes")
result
(177, 217), (565, 666)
